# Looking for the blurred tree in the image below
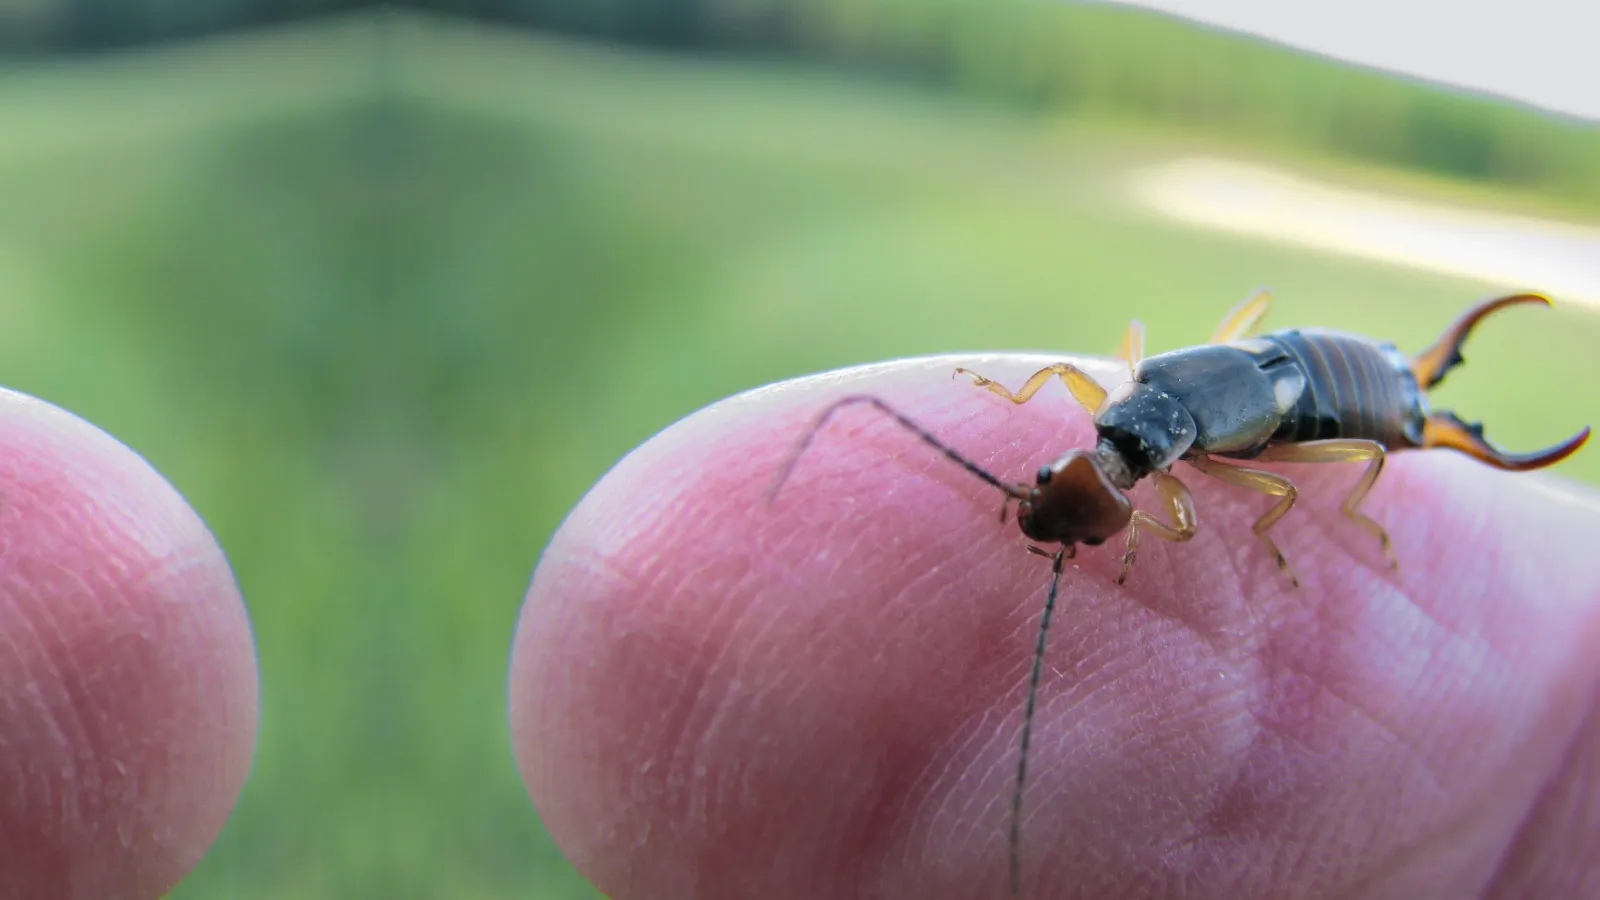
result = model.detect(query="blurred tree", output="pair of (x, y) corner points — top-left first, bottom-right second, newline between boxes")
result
(430, 0), (709, 46)
(0, 0), (374, 51)
(409, 0), (1599, 212)
(4, 0), (1592, 212)
(0, 0), (55, 45)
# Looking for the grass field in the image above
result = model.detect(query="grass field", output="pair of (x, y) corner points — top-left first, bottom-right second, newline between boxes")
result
(1, 11), (1596, 899)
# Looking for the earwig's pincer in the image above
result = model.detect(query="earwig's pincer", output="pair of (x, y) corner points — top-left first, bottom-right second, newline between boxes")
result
(771, 289), (1589, 899)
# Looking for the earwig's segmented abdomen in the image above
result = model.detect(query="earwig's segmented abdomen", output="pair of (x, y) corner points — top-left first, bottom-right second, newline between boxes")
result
(1259, 329), (1427, 450)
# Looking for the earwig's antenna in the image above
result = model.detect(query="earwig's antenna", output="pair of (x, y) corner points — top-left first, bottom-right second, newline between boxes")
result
(1011, 545), (1068, 898)
(766, 394), (1029, 506)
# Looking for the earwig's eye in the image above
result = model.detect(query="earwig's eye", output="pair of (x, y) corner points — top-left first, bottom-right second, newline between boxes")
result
(1036, 466), (1053, 485)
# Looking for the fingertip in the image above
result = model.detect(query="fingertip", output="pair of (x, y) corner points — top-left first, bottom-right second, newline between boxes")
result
(509, 354), (1600, 899)
(0, 389), (259, 898)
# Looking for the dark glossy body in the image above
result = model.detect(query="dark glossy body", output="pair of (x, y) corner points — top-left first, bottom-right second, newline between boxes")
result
(1092, 328), (1426, 486)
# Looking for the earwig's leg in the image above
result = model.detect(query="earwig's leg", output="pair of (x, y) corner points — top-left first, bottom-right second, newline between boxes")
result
(1118, 318), (1146, 370)
(1410, 292), (1549, 389)
(1210, 287), (1273, 344)
(1117, 469), (1198, 584)
(1422, 411), (1591, 472)
(953, 363), (1107, 415)
(1187, 454), (1301, 588)
(1253, 439), (1396, 569)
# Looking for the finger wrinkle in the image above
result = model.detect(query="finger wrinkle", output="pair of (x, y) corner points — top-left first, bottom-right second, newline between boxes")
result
(857, 533), (997, 647)
(526, 545), (731, 885)
(801, 546), (1030, 879)
(924, 703), (1015, 853)
(1020, 621), (1256, 850)
(1, 567), (117, 835)
(1192, 655), (1448, 896)
(1485, 682), (1600, 898)
(672, 608), (822, 854)
(607, 554), (753, 834)
(1279, 648), (1445, 798)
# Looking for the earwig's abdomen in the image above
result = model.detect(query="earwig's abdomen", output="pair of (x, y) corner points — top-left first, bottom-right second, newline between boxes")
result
(1247, 329), (1427, 451)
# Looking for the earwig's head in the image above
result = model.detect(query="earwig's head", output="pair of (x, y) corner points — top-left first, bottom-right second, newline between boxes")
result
(1015, 449), (1133, 547)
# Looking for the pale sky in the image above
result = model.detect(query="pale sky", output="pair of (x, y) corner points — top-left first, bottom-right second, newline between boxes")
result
(1111, 0), (1600, 123)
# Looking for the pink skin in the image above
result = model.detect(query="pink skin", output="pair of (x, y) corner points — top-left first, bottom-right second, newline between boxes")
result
(0, 390), (259, 899)
(510, 354), (1600, 900)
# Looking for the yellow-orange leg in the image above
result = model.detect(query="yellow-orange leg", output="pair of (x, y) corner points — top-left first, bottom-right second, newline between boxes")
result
(1211, 287), (1273, 344)
(1117, 469), (1198, 584)
(1119, 319), (1146, 370)
(953, 363), (1108, 414)
(1186, 454), (1301, 588)
(1255, 438), (1397, 569)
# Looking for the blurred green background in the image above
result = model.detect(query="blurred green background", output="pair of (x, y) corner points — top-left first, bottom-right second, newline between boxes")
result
(1, 2), (1596, 897)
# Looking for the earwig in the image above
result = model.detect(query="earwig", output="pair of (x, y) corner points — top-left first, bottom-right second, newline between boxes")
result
(767, 290), (1590, 899)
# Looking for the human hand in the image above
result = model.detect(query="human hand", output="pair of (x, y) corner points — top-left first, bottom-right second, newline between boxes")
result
(0, 390), (259, 899)
(510, 354), (1600, 900)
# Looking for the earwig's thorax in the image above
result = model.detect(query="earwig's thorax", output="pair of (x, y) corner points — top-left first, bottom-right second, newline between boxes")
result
(1093, 380), (1197, 475)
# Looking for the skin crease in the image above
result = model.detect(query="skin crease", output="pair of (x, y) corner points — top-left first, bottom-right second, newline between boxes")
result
(0, 389), (260, 900)
(510, 353), (1600, 900)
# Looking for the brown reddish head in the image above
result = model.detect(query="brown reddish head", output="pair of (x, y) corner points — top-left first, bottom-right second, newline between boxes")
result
(1015, 449), (1133, 547)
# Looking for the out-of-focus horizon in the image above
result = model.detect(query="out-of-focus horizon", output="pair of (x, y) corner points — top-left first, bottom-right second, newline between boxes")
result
(1, 2), (1595, 897)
